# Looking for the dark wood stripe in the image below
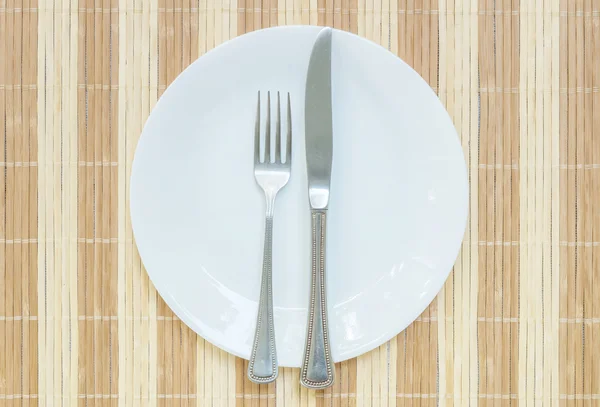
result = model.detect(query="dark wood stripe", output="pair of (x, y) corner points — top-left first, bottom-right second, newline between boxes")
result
(156, 1), (199, 404)
(477, 0), (520, 405)
(77, 0), (119, 400)
(581, 0), (595, 401)
(237, 0), (278, 32)
(559, 0), (598, 403)
(591, 0), (600, 401)
(0, 0), (39, 401)
(394, 0), (439, 404)
(558, 0), (569, 403)
(560, 0), (574, 401)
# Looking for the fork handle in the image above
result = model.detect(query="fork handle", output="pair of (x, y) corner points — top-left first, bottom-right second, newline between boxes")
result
(300, 210), (335, 389)
(247, 213), (278, 383)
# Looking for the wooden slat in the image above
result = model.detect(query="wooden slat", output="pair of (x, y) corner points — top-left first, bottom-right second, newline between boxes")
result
(0, 2), (7, 405)
(590, 1), (600, 405)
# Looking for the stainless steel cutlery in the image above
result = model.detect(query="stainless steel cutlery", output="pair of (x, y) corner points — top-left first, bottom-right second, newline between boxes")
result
(300, 27), (335, 390)
(248, 27), (335, 389)
(248, 91), (292, 384)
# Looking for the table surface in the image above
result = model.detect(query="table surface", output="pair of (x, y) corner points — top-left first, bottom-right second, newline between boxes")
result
(0, 0), (597, 405)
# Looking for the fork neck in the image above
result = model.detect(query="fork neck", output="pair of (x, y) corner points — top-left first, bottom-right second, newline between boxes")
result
(264, 190), (278, 218)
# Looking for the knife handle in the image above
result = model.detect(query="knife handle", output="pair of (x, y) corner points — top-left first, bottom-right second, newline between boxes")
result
(301, 210), (335, 389)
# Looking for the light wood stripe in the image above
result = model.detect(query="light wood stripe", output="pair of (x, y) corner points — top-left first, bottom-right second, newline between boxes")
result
(437, 0), (479, 405)
(149, 1), (160, 404)
(141, 1), (153, 405)
(51, 0), (60, 402)
(436, 1), (448, 404)
(518, 0), (561, 405)
(133, 1), (143, 402)
(549, 0), (560, 405)
(36, 0), (79, 404)
(467, 1), (479, 405)
(66, 0), (79, 404)
(118, 0), (158, 405)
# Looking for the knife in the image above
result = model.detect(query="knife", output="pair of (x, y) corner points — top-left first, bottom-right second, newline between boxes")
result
(300, 27), (335, 390)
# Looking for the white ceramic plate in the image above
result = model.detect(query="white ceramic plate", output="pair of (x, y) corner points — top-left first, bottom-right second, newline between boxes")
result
(130, 26), (468, 367)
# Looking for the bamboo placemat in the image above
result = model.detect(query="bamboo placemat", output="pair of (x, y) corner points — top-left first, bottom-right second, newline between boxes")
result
(0, 0), (597, 405)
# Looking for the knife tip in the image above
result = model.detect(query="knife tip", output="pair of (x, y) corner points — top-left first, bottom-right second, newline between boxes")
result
(314, 27), (333, 50)
(319, 26), (332, 36)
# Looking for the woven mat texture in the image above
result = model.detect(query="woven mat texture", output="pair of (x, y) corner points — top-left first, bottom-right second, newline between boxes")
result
(0, 0), (597, 405)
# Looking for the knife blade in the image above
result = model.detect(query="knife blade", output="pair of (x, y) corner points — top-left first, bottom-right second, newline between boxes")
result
(300, 27), (335, 390)
(305, 27), (333, 211)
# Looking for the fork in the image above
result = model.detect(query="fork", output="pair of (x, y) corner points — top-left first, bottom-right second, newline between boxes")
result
(247, 91), (292, 384)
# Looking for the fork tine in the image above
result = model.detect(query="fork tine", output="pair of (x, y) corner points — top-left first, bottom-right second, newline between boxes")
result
(255, 91), (261, 163)
(264, 91), (271, 163)
(286, 92), (292, 163)
(275, 92), (281, 163)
